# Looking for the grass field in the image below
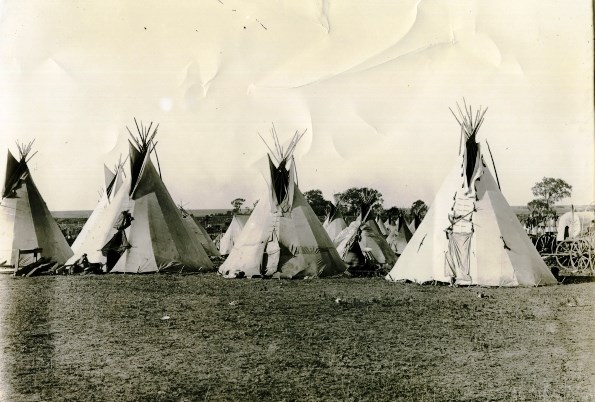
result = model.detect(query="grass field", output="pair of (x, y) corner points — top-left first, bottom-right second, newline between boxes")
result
(0, 274), (593, 401)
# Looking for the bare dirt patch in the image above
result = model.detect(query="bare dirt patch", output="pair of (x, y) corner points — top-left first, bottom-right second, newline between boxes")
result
(0, 275), (593, 401)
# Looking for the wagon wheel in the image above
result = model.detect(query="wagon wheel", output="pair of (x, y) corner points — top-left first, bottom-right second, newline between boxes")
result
(548, 235), (557, 254)
(571, 239), (594, 273)
(555, 241), (572, 270)
(539, 234), (556, 254)
(574, 255), (593, 272)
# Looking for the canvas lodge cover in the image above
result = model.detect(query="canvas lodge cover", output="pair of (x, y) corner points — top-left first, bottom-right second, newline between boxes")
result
(386, 104), (556, 287)
(0, 143), (73, 270)
(322, 202), (347, 242)
(219, 128), (346, 278)
(219, 214), (249, 255)
(68, 121), (214, 273)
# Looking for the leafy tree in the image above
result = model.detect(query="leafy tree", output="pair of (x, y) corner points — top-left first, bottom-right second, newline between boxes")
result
(303, 189), (329, 217)
(231, 198), (246, 213)
(526, 199), (550, 228)
(410, 200), (428, 220)
(335, 187), (383, 217)
(384, 206), (402, 222)
(531, 177), (572, 211)
(527, 199), (549, 214)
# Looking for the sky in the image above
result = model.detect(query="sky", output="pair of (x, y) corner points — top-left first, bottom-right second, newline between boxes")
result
(0, 0), (593, 211)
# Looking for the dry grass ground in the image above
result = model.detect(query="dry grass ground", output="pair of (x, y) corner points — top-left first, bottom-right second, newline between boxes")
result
(0, 274), (593, 401)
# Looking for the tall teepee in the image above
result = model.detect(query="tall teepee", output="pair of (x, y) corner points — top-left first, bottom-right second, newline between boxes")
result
(219, 127), (346, 278)
(386, 103), (556, 286)
(67, 120), (213, 273)
(0, 142), (73, 269)
(69, 159), (125, 263)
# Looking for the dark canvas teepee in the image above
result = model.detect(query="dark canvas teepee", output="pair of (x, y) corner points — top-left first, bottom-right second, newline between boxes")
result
(179, 206), (220, 257)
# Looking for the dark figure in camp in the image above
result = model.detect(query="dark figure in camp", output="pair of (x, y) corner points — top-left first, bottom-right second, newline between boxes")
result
(115, 210), (134, 231)
(69, 253), (90, 274)
(101, 210), (134, 271)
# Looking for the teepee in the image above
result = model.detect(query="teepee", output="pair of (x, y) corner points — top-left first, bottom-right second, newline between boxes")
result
(386, 212), (413, 255)
(334, 192), (397, 274)
(219, 214), (250, 255)
(219, 127), (346, 278)
(407, 213), (422, 234)
(179, 207), (220, 257)
(322, 202), (347, 242)
(67, 120), (214, 273)
(376, 217), (388, 236)
(0, 141), (73, 270)
(69, 160), (126, 263)
(386, 103), (556, 286)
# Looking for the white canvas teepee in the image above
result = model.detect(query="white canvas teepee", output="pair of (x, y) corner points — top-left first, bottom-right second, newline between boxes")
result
(219, 127), (346, 278)
(67, 120), (214, 273)
(386, 213), (413, 255)
(219, 214), (249, 255)
(0, 142), (73, 269)
(69, 161), (125, 264)
(322, 202), (347, 242)
(334, 193), (397, 274)
(386, 104), (557, 286)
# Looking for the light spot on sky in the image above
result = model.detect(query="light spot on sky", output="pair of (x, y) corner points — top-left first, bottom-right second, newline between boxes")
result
(160, 97), (173, 112)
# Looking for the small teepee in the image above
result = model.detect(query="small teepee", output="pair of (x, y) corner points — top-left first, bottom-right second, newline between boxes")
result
(386, 211), (413, 255)
(219, 126), (346, 278)
(179, 206), (220, 257)
(407, 213), (422, 234)
(0, 141), (73, 271)
(322, 202), (347, 242)
(386, 103), (556, 286)
(67, 120), (214, 273)
(219, 214), (250, 255)
(376, 217), (388, 236)
(334, 191), (397, 274)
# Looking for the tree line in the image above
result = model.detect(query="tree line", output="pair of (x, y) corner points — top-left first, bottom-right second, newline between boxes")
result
(229, 176), (574, 227)
(229, 189), (427, 222)
(303, 188), (428, 222)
